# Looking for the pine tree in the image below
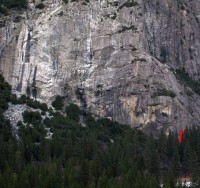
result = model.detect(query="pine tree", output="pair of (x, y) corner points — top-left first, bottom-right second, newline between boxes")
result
(133, 130), (139, 158)
(150, 149), (160, 176)
(183, 141), (191, 176)
(158, 130), (167, 162)
(79, 160), (90, 187)
(144, 134), (154, 173)
(172, 145), (181, 177)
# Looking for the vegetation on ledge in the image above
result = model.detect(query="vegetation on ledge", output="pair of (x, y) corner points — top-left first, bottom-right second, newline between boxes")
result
(175, 68), (200, 95)
(152, 88), (176, 98)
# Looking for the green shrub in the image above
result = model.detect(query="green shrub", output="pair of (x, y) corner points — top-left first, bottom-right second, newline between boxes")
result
(35, 3), (45, 9)
(63, 0), (68, 4)
(0, 6), (9, 15)
(0, 74), (11, 109)
(52, 95), (64, 110)
(118, 0), (139, 10)
(43, 117), (51, 127)
(152, 89), (176, 98)
(110, 13), (117, 20)
(10, 94), (27, 105)
(65, 103), (80, 121)
(26, 98), (35, 107)
(58, 11), (63, 16)
(118, 25), (137, 33)
(82, 2), (87, 5)
(13, 15), (22, 23)
(27, 98), (48, 111)
(10, 94), (19, 105)
(0, 97), (8, 110)
(39, 103), (48, 111)
(20, 94), (27, 103)
(41, 111), (46, 115)
(23, 110), (42, 124)
(175, 68), (200, 95)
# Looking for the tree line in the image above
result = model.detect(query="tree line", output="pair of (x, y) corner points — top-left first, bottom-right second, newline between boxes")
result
(0, 0), (27, 9)
(0, 74), (200, 187)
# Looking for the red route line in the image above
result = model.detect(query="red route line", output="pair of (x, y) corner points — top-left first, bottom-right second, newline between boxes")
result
(178, 129), (183, 144)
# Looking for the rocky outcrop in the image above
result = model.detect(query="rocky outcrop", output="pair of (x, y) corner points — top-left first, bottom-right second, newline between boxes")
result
(143, 0), (200, 79)
(4, 103), (26, 137)
(1, 0), (200, 132)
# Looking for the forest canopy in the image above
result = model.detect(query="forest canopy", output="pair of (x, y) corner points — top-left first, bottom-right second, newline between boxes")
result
(0, 74), (200, 187)
(0, 0), (27, 11)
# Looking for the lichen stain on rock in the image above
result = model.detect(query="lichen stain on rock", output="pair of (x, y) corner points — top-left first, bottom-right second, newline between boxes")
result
(120, 95), (139, 125)
(120, 95), (172, 127)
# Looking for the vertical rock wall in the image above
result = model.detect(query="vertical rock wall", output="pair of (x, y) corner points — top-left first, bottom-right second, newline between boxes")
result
(0, 0), (200, 132)
(143, 0), (200, 79)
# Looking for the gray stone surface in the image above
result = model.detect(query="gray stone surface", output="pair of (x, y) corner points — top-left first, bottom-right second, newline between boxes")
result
(1, 0), (200, 132)
(4, 103), (26, 136)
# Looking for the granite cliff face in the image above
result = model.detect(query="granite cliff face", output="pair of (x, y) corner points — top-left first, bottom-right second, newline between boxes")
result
(1, 0), (200, 132)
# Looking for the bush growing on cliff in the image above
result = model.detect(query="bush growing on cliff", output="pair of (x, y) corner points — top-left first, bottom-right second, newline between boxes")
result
(35, 2), (45, 9)
(118, 0), (139, 10)
(13, 15), (22, 23)
(63, 0), (79, 4)
(52, 95), (64, 110)
(0, 74), (11, 109)
(11, 95), (49, 111)
(10, 94), (27, 105)
(23, 110), (42, 124)
(65, 103), (80, 121)
(152, 88), (176, 98)
(175, 68), (200, 95)
(27, 99), (48, 111)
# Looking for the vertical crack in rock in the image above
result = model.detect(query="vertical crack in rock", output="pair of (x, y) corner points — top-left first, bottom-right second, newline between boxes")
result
(16, 26), (30, 92)
(25, 30), (31, 63)
(32, 66), (37, 99)
(77, 87), (88, 126)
